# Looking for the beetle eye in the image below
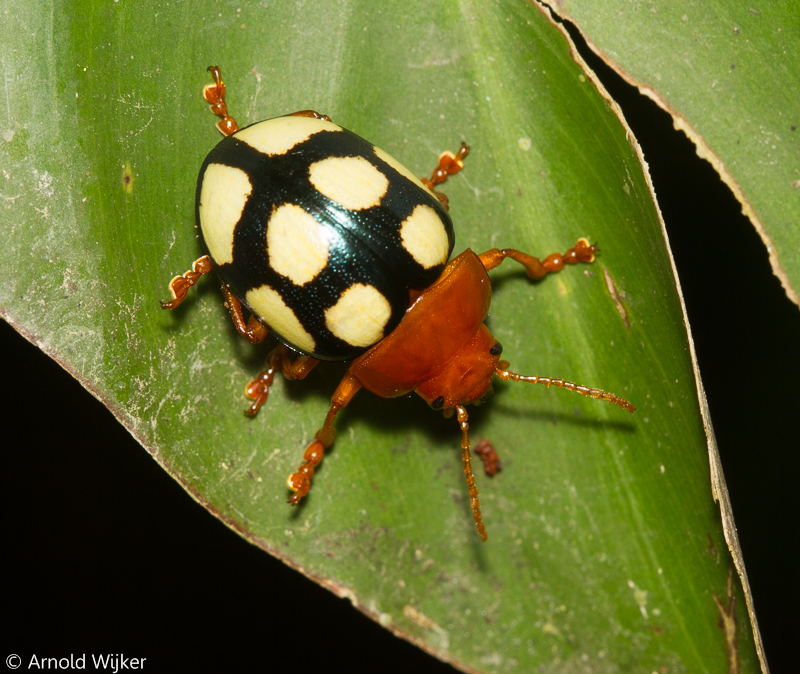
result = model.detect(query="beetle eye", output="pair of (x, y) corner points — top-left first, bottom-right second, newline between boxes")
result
(489, 341), (503, 356)
(431, 396), (445, 410)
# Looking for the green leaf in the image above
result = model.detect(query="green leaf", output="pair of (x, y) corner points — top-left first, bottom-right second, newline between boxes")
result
(0, 0), (760, 671)
(545, 0), (800, 306)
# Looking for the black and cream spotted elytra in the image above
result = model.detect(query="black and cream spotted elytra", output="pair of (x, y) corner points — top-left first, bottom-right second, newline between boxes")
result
(197, 115), (454, 360)
(162, 67), (635, 541)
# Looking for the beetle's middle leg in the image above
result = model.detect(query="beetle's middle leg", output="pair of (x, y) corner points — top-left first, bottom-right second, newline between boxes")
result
(245, 344), (320, 416)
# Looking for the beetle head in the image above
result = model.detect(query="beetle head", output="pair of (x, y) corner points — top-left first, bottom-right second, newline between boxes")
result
(415, 324), (502, 410)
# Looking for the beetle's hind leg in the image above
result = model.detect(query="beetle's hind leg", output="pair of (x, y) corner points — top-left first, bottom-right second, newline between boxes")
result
(286, 372), (362, 504)
(245, 344), (320, 416)
(160, 255), (214, 309)
(421, 142), (470, 211)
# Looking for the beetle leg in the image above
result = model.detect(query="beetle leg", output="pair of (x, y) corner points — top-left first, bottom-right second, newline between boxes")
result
(160, 255), (214, 310)
(245, 345), (320, 417)
(479, 238), (598, 279)
(204, 65), (240, 136)
(287, 372), (362, 504)
(456, 405), (487, 542)
(219, 284), (270, 344)
(421, 142), (470, 211)
(204, 67), (331, 133)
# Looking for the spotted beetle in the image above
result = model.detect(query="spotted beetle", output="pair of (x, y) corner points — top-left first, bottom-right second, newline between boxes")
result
(162, 66), (635, 541)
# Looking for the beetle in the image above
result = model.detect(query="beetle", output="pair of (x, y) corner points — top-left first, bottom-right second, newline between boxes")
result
(162, 66), (635, 541)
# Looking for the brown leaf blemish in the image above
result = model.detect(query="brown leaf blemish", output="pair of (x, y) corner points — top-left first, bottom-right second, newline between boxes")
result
(713, 567), (740, 674)
(603, 268), (630, 330)
(403, 605), (441, 631)
(706, 532), (720, 563)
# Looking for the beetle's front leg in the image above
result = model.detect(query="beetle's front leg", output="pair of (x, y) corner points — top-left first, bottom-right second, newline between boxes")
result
(287, 372), (362, 504)
(455, 405), (487, 542)
(479, 238), (597, 279)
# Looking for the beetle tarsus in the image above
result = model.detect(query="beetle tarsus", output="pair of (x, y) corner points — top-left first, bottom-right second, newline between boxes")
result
(478, 239), (598, 279)
(245, 369), (276, 417)
(287, 439), (325, 503)
(204, 65), (240, 135)
(160, 255), (213, 309)
(246, 345), (314, 416)
(421, 142), (470, 211)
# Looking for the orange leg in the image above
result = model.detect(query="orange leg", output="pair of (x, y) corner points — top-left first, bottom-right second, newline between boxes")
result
(455, 405), (487, 542)
(218, 284), (270, 344)
(160, 68), (240, 310)
(207, 66), (333, 136)
(245, 344), (320, 417)
(287, 372), (362, 504)
(160, 255), (214, 309)
(161, 254), (271, 345)
(479, 238), (597, 279)
(204, 65), (240, 136)
(421, 142), (470, 211)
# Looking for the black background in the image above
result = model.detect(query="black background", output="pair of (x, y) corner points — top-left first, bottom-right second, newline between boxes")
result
(4, 28), (797, 674)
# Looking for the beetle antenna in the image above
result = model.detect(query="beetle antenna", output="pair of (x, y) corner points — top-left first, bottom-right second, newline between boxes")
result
(494, 362), (636, 413)
(456, 405), (488, 542)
